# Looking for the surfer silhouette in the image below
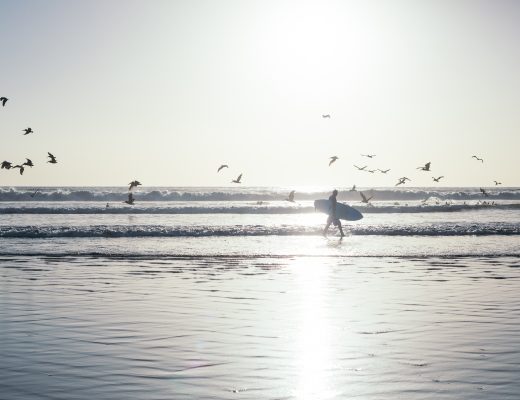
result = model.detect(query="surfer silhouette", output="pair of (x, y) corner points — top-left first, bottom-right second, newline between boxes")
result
(323, 189), (345, 238)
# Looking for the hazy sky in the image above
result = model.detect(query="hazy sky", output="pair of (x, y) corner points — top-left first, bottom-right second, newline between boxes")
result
(1, 0), (519, 187)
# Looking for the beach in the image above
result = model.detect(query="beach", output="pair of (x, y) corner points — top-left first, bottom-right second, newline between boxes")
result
(1, 186), (519, 399)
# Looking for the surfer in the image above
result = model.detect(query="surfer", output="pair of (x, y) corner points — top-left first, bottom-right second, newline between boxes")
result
(323, 189), (345, 238)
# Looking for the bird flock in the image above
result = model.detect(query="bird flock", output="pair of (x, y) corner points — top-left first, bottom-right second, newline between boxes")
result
(212, 115), (504, 205)
(1, 103), (505, 206)
(1, 97), (58, 179)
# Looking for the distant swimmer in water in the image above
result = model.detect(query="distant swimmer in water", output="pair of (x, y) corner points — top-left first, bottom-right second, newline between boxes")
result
(323, 189), (345, 238)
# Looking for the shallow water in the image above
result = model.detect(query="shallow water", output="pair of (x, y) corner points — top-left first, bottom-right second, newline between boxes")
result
(1, 255), (519, 399)
(1, 186), (519, 398)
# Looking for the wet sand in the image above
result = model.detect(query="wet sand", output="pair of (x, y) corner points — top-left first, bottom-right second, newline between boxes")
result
(1, 255), (519, 399)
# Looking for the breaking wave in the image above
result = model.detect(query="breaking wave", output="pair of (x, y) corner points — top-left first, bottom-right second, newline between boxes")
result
(1, 223), (518, 238)
(1, 186), (520, 202)
(1, 203), (518, 214)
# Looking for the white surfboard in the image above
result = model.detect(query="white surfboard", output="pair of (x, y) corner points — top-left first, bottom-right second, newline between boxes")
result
(314, 199), (363, 221)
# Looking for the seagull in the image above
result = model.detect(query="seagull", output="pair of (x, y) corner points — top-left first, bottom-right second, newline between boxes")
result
(124, 192), (135, 205)
(22, 158), (34, 167)
(286, 190), (295, 202)
(360, 191), (373, 203)
(47, 152), (57, 164)
(30, 189), (40, 198)
(361, 154), (376, 158)
(0, 97), (7, 107)
(432, 176), (444, 182)
(353, 165), (367, 171)
(395, 177), (410, 186)
(128, 180), (141, 191)
(1, 161), (12, 169)
(417, 162), (431, 171)
(480, 188), (489, 197)
(232, 173), (242, 184)
(322, 114), (331, 118)
(23, 127), (33, 135)
(349, 184), (357, 192)
(329, 156), (339, 166)
(12, 165), (25, 175)
(217, 164), (228, 173)
(472, 155), (484, 163)
(378, 169), (391, 174)
(366, 169), (376, 173)
(494, 181), (502, 186)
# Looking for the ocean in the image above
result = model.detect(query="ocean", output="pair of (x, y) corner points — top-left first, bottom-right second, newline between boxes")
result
(1, 186), (519, 399)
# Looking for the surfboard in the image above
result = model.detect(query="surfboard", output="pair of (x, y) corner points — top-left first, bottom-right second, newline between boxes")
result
(314, 199), (363, 221)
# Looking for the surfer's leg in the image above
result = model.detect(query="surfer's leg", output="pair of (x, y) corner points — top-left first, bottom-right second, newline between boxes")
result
(323, 216), (332, 237)
(338, 220), (345, 237)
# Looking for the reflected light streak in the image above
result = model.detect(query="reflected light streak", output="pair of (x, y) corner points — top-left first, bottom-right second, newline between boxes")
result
(293, 259), (337, 400)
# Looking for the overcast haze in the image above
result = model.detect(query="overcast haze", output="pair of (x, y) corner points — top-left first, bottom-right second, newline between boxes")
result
(1, 0), (519, 187)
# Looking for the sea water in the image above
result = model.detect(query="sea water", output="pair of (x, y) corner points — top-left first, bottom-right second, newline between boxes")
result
(0, 186), (519, 399)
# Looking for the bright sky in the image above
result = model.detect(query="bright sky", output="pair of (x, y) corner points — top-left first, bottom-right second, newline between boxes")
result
(1, 0), (519, 187)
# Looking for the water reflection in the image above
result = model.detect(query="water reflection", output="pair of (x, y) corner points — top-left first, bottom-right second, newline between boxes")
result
(294, 259), (336, 399)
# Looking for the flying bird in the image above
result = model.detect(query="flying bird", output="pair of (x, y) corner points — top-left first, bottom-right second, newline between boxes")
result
(353, 165), (367, 171)
(329, 156), (339, 166)
(472, 155), (484, 163)
(232, 173), (242, 184)
(22, 158), (34, 168)
(0, 97), (7, 106)
(22, 127), (33, 135)
(361, 154), (376, 158)
(349, 184), (357, 192)
(30, 189), (40, 198)
(12, 165), (25, 175)
(395, 177), (410, 186)
(286, 190), (295, 202)
(360, 191), (373, 203)
(480, 188), (489, 197)
(217, 164), (228, 173)
(47, 152), (57, 164)
(378, 169), (391, 174)
(124, 192), (135, 205)
(322, 114), (331, 118)
(128, 180), (141, 191)
(417, 162), (431, 171)
(494, 181), (502, 186)
(1, 161), (12, 170)
(367, 169), (376, 173)
(432, 176), (444, 182)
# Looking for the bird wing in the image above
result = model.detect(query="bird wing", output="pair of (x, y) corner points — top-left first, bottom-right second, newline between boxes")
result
(360, 192), (367, 201)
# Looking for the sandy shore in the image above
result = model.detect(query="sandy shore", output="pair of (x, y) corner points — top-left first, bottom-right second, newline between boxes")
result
(1, 255), (519, 399)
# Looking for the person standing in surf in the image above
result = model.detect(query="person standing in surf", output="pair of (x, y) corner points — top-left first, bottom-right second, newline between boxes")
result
(323, 189), (345, 237)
